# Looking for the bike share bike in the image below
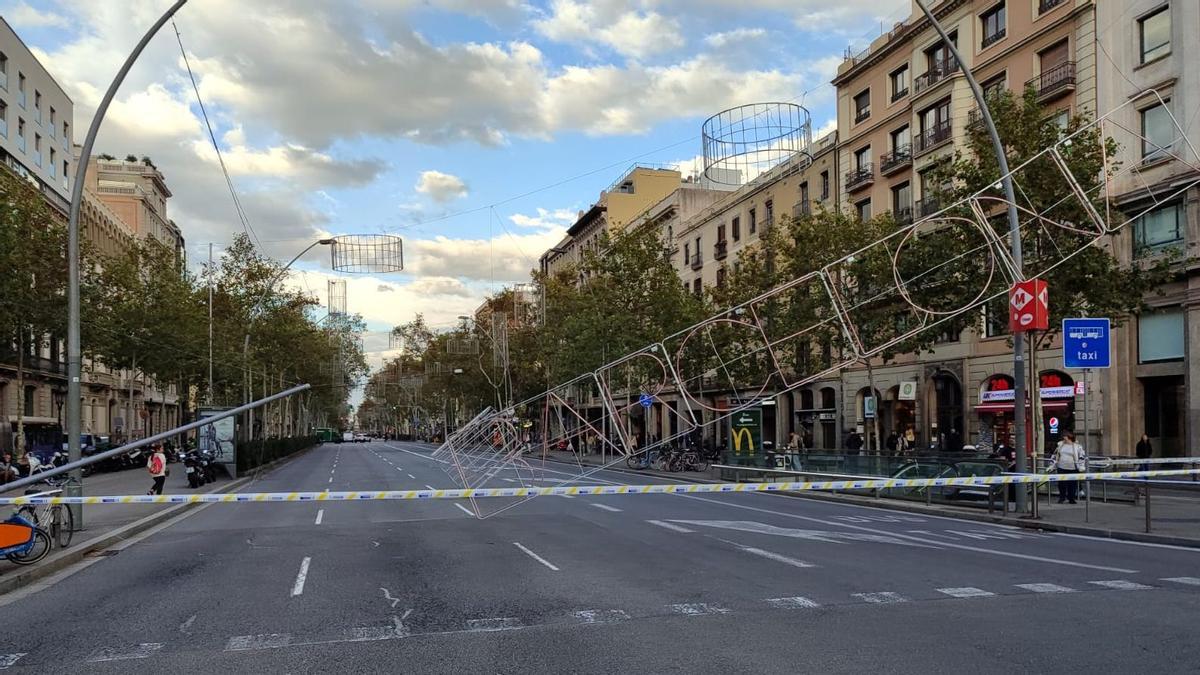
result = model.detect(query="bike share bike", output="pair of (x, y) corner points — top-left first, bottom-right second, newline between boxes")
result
(0, 477), (76, 565)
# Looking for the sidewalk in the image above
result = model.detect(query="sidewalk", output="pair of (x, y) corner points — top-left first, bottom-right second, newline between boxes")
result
(530, 449), (1200, 547)
(0, 449), (309, 595)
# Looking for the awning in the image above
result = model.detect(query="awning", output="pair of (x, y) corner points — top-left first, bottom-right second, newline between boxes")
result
(975, 400), (1071, 413)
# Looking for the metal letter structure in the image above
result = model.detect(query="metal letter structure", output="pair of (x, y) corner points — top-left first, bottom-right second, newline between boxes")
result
(434, 91), (1200, 518)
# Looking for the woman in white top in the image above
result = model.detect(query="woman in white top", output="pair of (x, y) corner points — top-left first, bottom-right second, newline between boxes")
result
(1052, 432), (1086, 504)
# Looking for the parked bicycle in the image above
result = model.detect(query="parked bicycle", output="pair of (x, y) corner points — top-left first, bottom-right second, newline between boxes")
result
(1, 508), (52, 566)
(626, 448), (662, 470)
(17, 478), (75, 550)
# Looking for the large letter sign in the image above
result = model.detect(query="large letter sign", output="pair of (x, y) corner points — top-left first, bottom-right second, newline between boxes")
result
(1009, 279), (1048, 333)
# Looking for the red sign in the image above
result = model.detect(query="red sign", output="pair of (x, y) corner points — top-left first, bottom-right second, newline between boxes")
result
(1074, 381), (1086, 395)
(1009, 279), (1048, 332)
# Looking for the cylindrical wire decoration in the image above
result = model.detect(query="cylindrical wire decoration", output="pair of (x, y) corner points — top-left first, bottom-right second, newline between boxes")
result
(330, 234), (404, 273)
(702, 102), (812, 186)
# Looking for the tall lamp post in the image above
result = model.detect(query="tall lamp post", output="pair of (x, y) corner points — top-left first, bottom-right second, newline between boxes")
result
(913, 0), (1028, 511)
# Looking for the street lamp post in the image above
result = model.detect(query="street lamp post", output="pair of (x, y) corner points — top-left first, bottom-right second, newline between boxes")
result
(913, 0), (1028, 511)
(66, 0), (191, 529)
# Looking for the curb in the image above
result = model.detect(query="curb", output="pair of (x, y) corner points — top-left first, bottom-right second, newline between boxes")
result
(0, 445), (316, 597)
(543, 454), (1200, 549)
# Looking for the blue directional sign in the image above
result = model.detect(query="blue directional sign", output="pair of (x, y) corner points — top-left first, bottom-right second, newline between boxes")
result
(638, 393), (653, 408)
(1063, 318), (1111, 369)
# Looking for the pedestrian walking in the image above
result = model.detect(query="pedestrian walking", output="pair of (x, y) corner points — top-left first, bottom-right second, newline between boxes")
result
(885, 432), (899, 456)
(1135, 434), (1153, 472)
(903, 425), (916, 454)
(845, 431), (863, 453)
(1051, 432), (1085, 504)
(147, 444), (168, 496)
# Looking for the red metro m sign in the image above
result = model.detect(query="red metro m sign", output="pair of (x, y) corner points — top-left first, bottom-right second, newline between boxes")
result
(1009, 279), (1048, 333)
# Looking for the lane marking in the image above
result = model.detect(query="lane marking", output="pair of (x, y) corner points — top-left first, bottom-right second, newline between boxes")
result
(558, 494), (576, 499)
(1162, 576), (1200, 586)
(453, 503), (474, 517)
(590, 503), (623, 512)
(513, 542), (560, 571)
(1089, 580), (1153, 591)
(327, 476), (333, 484)
(735, 545), (815, 569)
(937, 587), (995, 599)
(179, 614), (197, 633)
(380, 587), (402, 609)
(669, 603), (729, 616)
(408, 474), (416, 479)
(647, 520), (694, 534)
(1016, 583), (1076, 594)
(291, 557), (311, 597)
(853, 592), (907, 604)
(314, 509), (324, 525)
(764, 596), (820, 609)
(226, 634), (292, 652)
(0, 654), (25, 670)
(572, 609), (630, 625)
(425, 485), (436, 491)
(87, 643), (164, 662)
(465, 617), (522, 632)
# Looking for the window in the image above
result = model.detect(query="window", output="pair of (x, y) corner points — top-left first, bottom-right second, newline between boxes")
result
(33, 90), (41, 120)
(1141, 102), (1175, 161)
(34, 134), (40, 165)
(693, 278), (702, 296)
(62, 120), (69, 143)
(1139, 6), (1170, 64)
(16, 117), (24, 152)
(62, 160), (69, 188)
(890, 65), (909, 101)
(49, 148), (55, 177)
(732, 216), (741, 241)
(980, 3), (1006, 48)
(820, 171), (830, 199)
(0, 51), (6, 89)
(17, 72), (25, 107)
(920, 98), (951, 132)
(749, 208), (757, 233)
(981, 73), (1006, 101)
(891, 125), (910, 151)
(716, 267), (727, 288)
(765, 200), (774, 223)
(854, 89), (871, 122)
(1134, 203), (1183, 253)
(800, 182), (809, 204)
(1038, 39), (1069, 74)
(0, 100), (6, 138)
(892, 181), (912, 215)
(854, 146), (872, 170)
(1050, 109), (1069, 130)
(1138, 310), (1184, 363)
(24, 385), (35, 417)
(925, 32), (957, 72)
(855, 198), (872, 221)
(684, 242), (690, 262)
(49, 107), (55, 137)
(717, 224), (726, 242)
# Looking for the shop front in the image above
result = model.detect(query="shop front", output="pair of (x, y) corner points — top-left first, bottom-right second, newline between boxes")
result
(974, 372), (1077, 455)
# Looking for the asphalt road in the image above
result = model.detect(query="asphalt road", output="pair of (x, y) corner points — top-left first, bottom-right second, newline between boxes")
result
(2, 440), (1199, 673)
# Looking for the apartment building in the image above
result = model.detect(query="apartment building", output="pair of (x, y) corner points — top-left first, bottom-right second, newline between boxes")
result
(85, 155), (186, 262)
(1095, 1), (1200, 456)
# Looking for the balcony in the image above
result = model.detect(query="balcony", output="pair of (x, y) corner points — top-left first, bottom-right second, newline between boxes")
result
(1027, 61), (1076, 103)
(880, 144), (912, 175)
(1039, 0), (1067, 13)
(913, 120), (952, 156)
(914, 196), (942, 219)
(912, 58), (959, 95)
(894, 203), (914, 225)
(855, 107), (871, 124)
(713, 240), (728, 261)
(689, 252), (703, 270)
(891, 86), (909, 103)
(981, 28), (1006, 50)
(844, 164), (875, 192)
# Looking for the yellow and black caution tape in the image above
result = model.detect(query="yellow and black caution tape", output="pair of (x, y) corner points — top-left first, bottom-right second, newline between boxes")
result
(3, 468), (1198, 506)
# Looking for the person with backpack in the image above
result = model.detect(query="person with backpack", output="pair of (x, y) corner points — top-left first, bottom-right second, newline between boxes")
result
(147, 444), (168, 496)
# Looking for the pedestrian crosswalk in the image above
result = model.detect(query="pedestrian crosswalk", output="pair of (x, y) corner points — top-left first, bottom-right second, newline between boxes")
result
(3, 577), (1197, 668)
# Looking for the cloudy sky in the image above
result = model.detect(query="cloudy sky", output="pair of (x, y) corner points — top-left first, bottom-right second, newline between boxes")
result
(9, 0), (909, 393)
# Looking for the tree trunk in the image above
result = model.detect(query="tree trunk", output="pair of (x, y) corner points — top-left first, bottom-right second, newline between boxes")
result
(14, 330), (26, 458)
(125, 356), (136, 443)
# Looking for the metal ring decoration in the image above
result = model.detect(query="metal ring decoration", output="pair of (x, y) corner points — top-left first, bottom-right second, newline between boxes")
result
(672, 317), (774, 413)
(890, 215), (998, 317)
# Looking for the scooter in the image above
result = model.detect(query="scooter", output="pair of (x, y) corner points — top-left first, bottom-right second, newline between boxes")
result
(182, 451), (206, 488)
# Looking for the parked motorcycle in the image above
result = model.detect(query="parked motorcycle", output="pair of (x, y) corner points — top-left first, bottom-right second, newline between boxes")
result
(182, 451), (205, 488)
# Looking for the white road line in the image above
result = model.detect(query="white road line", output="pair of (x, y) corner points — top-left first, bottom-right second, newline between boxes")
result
(1089, 580), (1153, 591)
(408, 473), (416, 479)
(558, 494), (576, 499)
(669, 603), (729, 616)
(453, 503), (474, 517)
(647, 520), (695, 534)
(1162, 576), (1200, 586)
(226, 634), (293, 652)
(87, 643), (164, 662)
(764, 596), (820, 609)
(465, 617), (523, 632)
(853, 592), (907, 604)
(327, 476), (333, 484)
(425, 485), (436, 491)
(736, 546), (815, 569)
(513, 542), (560, 571)
(572, 609), (630, 625)
(314, 509), (324, 525)
(1015, 583), (1076, 594)
(937, 587), (995, 599)
(502, 478), (517, 483)
(590, 503), (623, 512)
(291, 557), (312, 597)
(0, 654), (26, 670)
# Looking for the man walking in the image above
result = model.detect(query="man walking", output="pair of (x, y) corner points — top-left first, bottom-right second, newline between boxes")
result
(1051, 432), (1085, 504)
(147, 444), (168, 496)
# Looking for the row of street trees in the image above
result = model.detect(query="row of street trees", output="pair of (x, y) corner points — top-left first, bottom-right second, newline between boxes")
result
(362, 89), (1182, 445)
(0, 163), (364, 455)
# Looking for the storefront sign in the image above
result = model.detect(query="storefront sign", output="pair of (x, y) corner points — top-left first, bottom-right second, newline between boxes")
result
(898, 381), (918, 401)
(730, 409), (762, 459)
(980, 386), (1077, 404)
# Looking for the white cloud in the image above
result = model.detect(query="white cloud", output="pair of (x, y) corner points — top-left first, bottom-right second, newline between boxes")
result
(814, 117), (837, 139)
(406, 226), (567, 283)
(534, 0), (684, 59)
(703, 27), (767, 49)
(415, 170), (469, 203)
(3, 1), (69, 28)
(509, 207), (577, 232)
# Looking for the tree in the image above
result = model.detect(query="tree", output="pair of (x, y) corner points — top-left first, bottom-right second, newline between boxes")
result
(0, 168), (70, 456)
